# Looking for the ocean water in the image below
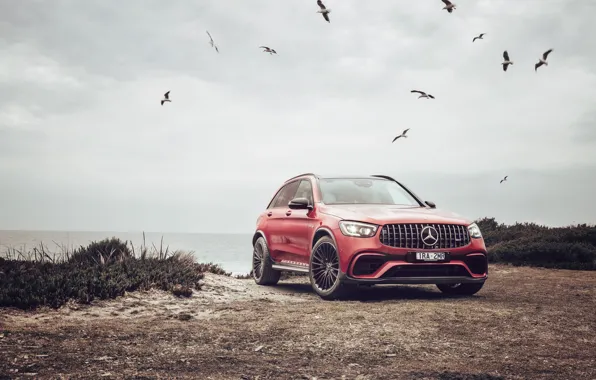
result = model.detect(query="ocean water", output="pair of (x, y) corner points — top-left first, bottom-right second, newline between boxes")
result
(0, 230), (253, 275)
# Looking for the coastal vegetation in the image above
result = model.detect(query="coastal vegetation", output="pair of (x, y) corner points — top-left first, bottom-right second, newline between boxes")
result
(476, 217), (596, 270)
(0, 236), (227, 310)
(1, 219), (594, 310)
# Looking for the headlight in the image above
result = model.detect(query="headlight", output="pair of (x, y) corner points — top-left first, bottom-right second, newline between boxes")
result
(339, 221), (378, 238)
(468, 222), (482, 238)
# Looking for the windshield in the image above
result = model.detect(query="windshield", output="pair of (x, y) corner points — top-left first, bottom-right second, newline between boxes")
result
(318, 178), (421, 206)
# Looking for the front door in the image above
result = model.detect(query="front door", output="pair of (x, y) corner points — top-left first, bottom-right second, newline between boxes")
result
(265, 180), (300, 262)
(283, 179), (317, 266)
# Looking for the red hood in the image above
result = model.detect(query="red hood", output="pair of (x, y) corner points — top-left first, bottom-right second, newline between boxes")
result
(320, 204), (472, 225)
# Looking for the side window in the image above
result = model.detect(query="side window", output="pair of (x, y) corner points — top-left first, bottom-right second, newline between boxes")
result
(271, 181), (300, 209)
(294, 179), (314, 205)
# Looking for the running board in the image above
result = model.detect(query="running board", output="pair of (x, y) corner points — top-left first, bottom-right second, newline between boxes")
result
(271, 263), (309, 273)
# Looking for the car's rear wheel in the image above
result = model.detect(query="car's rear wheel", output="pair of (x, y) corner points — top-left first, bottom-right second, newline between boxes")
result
(436, 282), (484, 295)
(252, 237), (280, 286)
(309, 236), (348, 300)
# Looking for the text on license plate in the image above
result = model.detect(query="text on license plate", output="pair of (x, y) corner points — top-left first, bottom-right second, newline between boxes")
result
(415, 252), (446, 261)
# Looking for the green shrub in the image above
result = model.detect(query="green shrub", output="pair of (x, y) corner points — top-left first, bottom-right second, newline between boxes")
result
(67, 237), (133, 265)
(476, 217), (596, 270)
(0, 238), (209, 310)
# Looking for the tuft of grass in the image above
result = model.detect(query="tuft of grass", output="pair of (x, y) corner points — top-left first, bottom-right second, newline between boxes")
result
(476, 217), (596, 270)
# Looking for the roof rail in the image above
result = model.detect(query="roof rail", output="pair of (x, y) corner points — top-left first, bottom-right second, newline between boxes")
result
(284, 173), (318, 183)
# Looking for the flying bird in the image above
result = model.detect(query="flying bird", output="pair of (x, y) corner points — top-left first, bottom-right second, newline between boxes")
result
(392, 128), (410, 142)
(411, 90), (435, 99)
(535, 49), (553, 72)
(206, 30), (219, 53)
(502, 50), (514, 72)
(317, 0), (331, 23)
(500, 175), (508, 184)
(161, 91), (171, 106)
(472, 33), (485, 42)
(260, 46), (277, 55)
(441, 0), (456, 13)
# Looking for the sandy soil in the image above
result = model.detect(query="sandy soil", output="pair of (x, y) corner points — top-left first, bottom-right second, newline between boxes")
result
(0, 265), (595, 380)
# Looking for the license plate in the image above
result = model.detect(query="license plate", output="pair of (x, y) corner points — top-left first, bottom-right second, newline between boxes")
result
(415, 252), (446, 261)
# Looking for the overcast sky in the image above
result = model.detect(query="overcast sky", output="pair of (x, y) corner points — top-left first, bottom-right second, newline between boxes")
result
(1, 0), (595, 233)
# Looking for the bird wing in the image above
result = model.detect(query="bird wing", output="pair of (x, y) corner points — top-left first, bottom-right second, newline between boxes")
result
(392, 136), (402, 142)
(215, 45), (219, 53)
(473, 36), (478, 42)
(317, 0), (326, 10)
(535, 61), (543, 71)
(428, 94), (435, 99)
(259, 46), (269, 49)
(322, 12), (330, 22)
(479, 33), (485, 38)
(164, 91), (170, 99)
(442, 0), (452, 5)
(542, 49), (553, 60)
(206, 31), (213, 42)
(503, 50), (510, 61)
(403, 128), (410, 135)
(504, 176), (508, 180)
(271, 49), (277, 54)
(411, 90), (425, 95)
(161, 100), (165, 106)
(503, 63), (508, 72)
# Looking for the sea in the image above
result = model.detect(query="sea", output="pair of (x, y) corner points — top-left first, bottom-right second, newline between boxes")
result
(0, 230), (253, 275)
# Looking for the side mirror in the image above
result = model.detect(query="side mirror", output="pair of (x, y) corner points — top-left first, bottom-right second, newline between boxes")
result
(425, 201), (436, 209)
(288, 197), (313, 210)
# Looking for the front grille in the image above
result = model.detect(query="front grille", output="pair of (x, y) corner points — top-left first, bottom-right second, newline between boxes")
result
(381, 264), (470, 278)
(379, 223), (470, 249)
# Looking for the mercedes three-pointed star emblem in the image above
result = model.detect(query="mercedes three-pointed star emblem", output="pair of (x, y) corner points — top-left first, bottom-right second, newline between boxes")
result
(420, 226), (439, 246)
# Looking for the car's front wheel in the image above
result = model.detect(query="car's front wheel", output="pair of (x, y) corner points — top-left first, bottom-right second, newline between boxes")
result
(309, 236), (348, 300)
(252, 237), (280, 286)
(436, 282), (484, 295)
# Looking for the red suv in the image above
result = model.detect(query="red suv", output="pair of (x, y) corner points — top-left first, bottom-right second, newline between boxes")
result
(251, 173), (488, 300)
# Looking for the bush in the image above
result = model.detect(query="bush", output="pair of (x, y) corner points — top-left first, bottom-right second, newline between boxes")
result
(475, 217), (596, 270)
(0, 238), (217, 310)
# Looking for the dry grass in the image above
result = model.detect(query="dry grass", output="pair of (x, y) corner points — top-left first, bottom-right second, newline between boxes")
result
(0, 265), (595, 379)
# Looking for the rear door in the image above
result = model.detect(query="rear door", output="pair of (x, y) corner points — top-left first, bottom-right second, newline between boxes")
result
(283, 179), (318, 265)
(265, 180), (300, 261)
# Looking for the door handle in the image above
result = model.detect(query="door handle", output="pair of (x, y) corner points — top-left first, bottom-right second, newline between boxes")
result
(285, 211), (292, 216)
(267, 212), (273, 217)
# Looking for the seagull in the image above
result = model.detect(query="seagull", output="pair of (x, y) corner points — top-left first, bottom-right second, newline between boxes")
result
(441, 0), (456, 13)
(500, 175), (508, 184)
(392, 128), (410, 142)
(411, 90), (435, 99)
(317, 0), (331, 23)
(206, 30), (219, 53)
(473, 33), (486, 42)
(161, 91), (171, 106)
(535, 49), (553, 72)
(260, 46), (277, 55)
(502, 50), (513, 72)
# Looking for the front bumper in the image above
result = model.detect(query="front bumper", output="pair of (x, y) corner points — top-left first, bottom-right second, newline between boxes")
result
(340, 273), (486, 285)
(331, 227), (489, 285)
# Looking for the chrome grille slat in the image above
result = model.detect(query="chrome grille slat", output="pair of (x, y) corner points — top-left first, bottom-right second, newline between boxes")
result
(379, 223), (470, 249)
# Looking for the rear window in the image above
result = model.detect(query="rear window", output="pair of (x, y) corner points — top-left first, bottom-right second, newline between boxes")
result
(319, 178), (420, 206)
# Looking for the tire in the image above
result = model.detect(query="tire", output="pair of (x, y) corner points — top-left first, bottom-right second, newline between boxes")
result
(436, 282), (485, 296)
(309, 236), (348, 300)
(252, 237), (281, 286)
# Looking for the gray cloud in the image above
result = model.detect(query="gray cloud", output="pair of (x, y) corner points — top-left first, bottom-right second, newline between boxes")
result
(0, 0), (595, 232)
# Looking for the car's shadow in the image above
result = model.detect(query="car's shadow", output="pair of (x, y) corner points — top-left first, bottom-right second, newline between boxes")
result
(273, 282), (484, 302)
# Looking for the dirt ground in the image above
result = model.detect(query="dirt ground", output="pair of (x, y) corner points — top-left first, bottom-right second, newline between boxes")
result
(0, 265), (595, 380)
